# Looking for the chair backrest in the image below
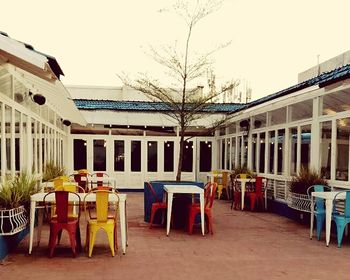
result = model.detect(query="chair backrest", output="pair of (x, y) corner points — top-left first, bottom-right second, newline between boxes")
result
(84, 190), (119, 222)
(44, 191), (81, 223)
(53, 178), (64, 189)
(307, 185), (331, 211)
(91, 172), (109, 187)
(146, 182), (161, 203)
(255, 176), (263, 193)
(222, 171), (229, 186)
(204, 182), (218, 209)
(235, 173), (252, 179)
(73, 173), (89, 192)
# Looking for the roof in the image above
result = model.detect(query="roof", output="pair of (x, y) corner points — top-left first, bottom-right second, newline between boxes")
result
(246, 63), (350, 109)
(73, 99), (246, 113)
(0, 31), (64, 79)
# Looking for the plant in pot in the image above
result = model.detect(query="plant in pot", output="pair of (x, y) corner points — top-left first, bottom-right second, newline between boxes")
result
(0, 172), (40, 235)
(42, 161), (65, 182)
(288, 167), (328, 212)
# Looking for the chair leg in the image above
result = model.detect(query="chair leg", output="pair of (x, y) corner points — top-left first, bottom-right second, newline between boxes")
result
(149, 207), (156, 228)
(49, 225), (59, 258)
(67, 228), (77, 257)
(88, 229), (97, 257)
(336, 223), (346, 248)
(316, 216), (325, 241)
(106, 228), (115, 257)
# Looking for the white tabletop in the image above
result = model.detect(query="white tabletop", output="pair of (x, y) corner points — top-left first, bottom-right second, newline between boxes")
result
(164, 184), (204, 194)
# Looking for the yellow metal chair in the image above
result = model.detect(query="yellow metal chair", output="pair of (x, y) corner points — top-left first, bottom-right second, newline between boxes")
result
(84, 190), (119, 257)
(217, 171), (230, 200)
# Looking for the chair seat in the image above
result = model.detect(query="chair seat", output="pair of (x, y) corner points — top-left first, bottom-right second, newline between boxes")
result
(50, 217), (79, 224)
(88, 219), (115, 225)
(152, 202), (167, 208)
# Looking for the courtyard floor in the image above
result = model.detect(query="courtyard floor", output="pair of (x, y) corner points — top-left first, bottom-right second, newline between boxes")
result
(1, 192), (350, 280)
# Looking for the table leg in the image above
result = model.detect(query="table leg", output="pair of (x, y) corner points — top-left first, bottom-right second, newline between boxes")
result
(36, 207), (44, 246)
(119, 199), (127, 254)
(166, 192), (173, 236)
(200, 192), (205, 236)
(310, 196), (314, 239)
(241, 182), (246, 210)
(29, 200), (36, 254)
(325, 199), (333, 247)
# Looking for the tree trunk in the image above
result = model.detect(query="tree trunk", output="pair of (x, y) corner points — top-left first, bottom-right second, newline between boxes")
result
(176, 131), (185, 181)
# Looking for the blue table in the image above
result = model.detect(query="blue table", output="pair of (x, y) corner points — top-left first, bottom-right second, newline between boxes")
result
(144, 181), (204, 227)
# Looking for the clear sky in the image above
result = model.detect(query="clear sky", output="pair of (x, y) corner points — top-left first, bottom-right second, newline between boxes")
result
(1, 0), (350, 100)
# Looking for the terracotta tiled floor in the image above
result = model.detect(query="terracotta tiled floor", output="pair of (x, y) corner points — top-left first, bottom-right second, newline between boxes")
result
(2, 193), (350, 280)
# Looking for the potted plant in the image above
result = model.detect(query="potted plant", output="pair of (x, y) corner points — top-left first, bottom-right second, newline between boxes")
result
(42, 161), (65, 182)
(287, 167), (328, 212)
(0, 172), (40, 235)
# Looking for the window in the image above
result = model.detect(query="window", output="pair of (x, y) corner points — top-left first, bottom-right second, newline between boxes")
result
(93, 140), (106, 171)
(277, 129), (285, 175)
(253, 113), (266, 129)
(268, 131), (275, 174)
(226, 139), (230, 169)
(221, 140), (225, 169)
(259, 132), (266, 173)
(114, 140), (125, 171)
(270, 107), (286, 125)
(301, 125), (311, 170)
(131, 141), (141, 172)
(73, 139), (87, 170)
(200, 141), (212, 172)
(320, 122), (331, 179)
(252, 134), (257, 172)
(147, 141), (157, 172)
(230, 137), (236, 169)
(181, 141), (193, 172)
(15, 110), (21, 171)
(336, 118), (350, 181)
(322, 91), (350, 115)
(5, 105), (11, 172)
(289, 100), (312, 121)
(289, 127), (297, 175)
(164, 141), (174, 172)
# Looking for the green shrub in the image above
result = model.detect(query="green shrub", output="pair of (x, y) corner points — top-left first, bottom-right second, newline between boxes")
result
(0, 172), (40, 210)
(289, 167), (328, 194)
(42, 162), (65, 182)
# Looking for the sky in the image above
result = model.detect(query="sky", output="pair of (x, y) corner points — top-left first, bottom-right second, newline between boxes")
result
(1, 0), (350, 101)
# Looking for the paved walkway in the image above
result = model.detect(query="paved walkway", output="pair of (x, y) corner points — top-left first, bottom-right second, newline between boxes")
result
(2, 193), (350, 280)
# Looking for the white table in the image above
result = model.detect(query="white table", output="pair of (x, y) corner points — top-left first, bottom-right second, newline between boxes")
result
(235, 178), (267, 210)
(29, 192), (128, 254)
(207, 173), (222, 184)
(310, 191), (345, 246)
(163, 185), (205, 236)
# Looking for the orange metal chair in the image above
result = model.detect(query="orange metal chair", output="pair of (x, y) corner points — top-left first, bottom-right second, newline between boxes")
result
(84, 190), (119, 257)
(188, 182), (218, 234)
(146, 182), (168, 228)
(43, 191), (81, 258)
(247, 176), (266, 211)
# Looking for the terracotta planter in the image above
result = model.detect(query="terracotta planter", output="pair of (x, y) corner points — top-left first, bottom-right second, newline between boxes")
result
(0, 206), (28, 235)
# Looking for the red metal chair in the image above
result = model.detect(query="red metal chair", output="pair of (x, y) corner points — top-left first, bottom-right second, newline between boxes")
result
(146, 182), (167, 228)
(247, 176), (266, 211)
(90, 172), (110, 188)
(188, 182), (218, 234)
(44, 191), (81, 257)
(72, 173), (89, 192)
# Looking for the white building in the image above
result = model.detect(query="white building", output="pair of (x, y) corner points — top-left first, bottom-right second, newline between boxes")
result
(1, 32), (350, 204)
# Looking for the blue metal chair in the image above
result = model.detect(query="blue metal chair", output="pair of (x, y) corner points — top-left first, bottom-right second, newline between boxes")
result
(332, 191), (350, 248)
(307, 185), (331, 240)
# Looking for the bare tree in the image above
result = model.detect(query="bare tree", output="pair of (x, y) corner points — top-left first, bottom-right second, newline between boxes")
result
(119, 0), (238, 181)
